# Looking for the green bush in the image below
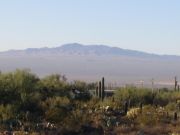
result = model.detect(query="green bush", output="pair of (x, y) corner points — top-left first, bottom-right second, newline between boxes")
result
(114, 87), (154, 106)
(165, 102), (177, 111)
(135, 106), (161, 126)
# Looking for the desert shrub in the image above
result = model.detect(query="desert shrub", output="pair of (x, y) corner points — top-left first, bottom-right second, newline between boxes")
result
(114, 87), (154, 106)
(165, 102), (177, 111)
(38, 74), (69, 99)
(100, 97), (123, 110)
(0, 104), (16, 121)
(154, 92), (172, 106)
(41, 96), (71, 123)
(154, 91), (180, 107)
(135, 106), (162, 126)
(127, 108), (141, 120)
(62, 109), (91, 131)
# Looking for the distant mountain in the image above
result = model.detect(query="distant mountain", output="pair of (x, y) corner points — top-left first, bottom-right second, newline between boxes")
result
(0, 43), (180, 87)
(1, 43), (179, 59)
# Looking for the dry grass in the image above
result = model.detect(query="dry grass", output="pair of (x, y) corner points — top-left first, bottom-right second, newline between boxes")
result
(114, 122), (180, 135)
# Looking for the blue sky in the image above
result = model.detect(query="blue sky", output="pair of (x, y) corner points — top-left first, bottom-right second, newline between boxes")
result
(0, 0), (179, 55)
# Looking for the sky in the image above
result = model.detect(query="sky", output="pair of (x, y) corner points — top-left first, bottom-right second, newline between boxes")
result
(0, 0), (179, 55)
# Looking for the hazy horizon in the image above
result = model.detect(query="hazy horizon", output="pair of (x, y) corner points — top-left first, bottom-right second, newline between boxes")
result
(0, 43), (179, 88)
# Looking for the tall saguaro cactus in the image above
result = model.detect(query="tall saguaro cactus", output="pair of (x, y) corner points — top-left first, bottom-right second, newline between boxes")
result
(101, 77), (105, 101)
(98, 81), (102, 98)
(175, 76), (178, 91)
(174, 112), (178, 121)
(139, 102), (143, 114)
(95, 86), (98, 97)
(124, 101), (128, 115)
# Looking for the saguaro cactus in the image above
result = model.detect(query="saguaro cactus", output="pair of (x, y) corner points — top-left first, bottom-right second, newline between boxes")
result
(175, 76), (178, 91)
(174, 112), (178, 121)
(101, 77), (105, 101)
(124, 101), (128, 115)
(139, 102), (143, 113)
(98, 81), (101, 99)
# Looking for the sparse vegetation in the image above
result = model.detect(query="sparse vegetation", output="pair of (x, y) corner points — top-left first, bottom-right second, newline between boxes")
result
(0, 69), (180, 134)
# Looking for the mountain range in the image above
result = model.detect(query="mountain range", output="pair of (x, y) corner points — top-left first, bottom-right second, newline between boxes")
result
(0, 43), (180, 87)
(2, 43), (179, 58)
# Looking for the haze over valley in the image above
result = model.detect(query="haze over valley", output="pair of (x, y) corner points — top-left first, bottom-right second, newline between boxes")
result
(0, 43), (179, 88)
